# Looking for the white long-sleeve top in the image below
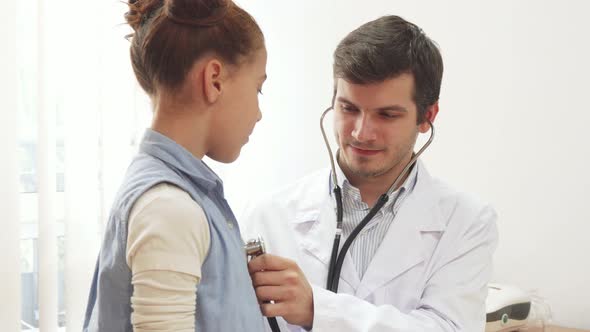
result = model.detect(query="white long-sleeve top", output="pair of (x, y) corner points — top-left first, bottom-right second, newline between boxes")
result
(126, 183), (210, 331)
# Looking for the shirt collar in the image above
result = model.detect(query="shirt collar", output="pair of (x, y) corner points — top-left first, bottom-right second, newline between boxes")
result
(331, 149), (419, 212)
(139, 128), (223, 193)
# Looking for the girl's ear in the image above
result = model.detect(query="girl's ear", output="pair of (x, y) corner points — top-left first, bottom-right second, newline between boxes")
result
(203, 59), (224, 104)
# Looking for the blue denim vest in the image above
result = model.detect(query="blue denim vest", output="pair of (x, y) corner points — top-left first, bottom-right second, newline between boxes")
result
(83, 129), (265, 331)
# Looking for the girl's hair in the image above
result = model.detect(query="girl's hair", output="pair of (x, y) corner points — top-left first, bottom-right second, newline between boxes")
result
(125, 0), (264, 95)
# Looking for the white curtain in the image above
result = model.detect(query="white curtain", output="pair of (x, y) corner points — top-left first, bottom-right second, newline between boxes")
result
(0, 0), (21, 330)
(60, 1), (143, 327)
(2, 0), (150, 330)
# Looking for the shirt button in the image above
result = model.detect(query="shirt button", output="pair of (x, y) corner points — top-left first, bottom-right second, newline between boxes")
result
(227, 221), (234, 229)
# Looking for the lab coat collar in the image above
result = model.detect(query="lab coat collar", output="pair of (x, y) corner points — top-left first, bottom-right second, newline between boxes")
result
(293, 160), (447, 295)
(328, 159), (445, 231)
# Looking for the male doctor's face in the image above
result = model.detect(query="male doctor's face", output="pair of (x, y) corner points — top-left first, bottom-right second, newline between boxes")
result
(333, 74), (431, 183)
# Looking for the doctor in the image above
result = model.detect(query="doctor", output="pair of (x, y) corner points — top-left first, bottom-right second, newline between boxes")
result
(242, 15), (498, 332)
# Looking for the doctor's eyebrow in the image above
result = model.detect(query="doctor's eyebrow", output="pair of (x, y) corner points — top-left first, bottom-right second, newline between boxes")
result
(336, 96), (408, 113)
(336, 97), (357, 108)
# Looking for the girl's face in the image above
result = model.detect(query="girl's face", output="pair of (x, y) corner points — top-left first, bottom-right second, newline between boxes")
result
(207, 47), (267, 163)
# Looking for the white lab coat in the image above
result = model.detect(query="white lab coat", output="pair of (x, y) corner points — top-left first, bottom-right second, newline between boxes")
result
(240, 161), (498, 332)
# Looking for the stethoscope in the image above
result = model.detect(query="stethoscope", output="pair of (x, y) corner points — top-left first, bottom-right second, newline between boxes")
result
(245, 237), (282, 332)
(319, 106), (435, 293)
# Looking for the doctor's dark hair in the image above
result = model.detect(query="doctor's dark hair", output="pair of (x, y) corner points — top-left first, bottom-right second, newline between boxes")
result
(124, 0), (264, 96)
(333, 15), (443, 123)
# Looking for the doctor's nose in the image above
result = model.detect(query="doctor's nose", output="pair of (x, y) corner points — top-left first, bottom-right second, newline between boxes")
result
(351, 114), (377, 142)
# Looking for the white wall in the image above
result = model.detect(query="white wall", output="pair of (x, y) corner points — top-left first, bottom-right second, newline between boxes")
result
(217, 0), (590, 329)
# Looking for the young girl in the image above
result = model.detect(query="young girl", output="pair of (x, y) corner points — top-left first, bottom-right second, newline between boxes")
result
(83, 0), (267, 330)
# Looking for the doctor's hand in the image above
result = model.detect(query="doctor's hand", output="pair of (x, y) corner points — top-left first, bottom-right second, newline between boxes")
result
(248, 254), (314, 329)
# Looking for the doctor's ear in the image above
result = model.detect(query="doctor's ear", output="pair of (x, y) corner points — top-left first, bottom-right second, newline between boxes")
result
(203, 59), (224, 104)
(418, 102), (439, 133)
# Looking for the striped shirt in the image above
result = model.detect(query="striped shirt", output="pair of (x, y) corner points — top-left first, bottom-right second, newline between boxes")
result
(334, 162), (419, 278)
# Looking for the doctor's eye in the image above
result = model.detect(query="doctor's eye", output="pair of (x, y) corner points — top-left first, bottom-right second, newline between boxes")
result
(340, 104), (358, 113)
(380, 111), (400, 119)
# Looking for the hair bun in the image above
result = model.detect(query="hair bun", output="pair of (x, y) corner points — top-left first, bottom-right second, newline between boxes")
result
(164, 0), (231, 27)
(125, 0), (163, 32)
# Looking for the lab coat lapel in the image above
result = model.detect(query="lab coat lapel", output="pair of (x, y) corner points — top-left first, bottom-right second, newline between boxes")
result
(356, 162), (442, 300)
(297, 196), (334, 266)
(296, 182), (361, 290)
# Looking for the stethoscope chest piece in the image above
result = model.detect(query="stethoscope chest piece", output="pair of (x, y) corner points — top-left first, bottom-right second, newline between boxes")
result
(245, 236), (266, 259)
(243, 236), (281, 332)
